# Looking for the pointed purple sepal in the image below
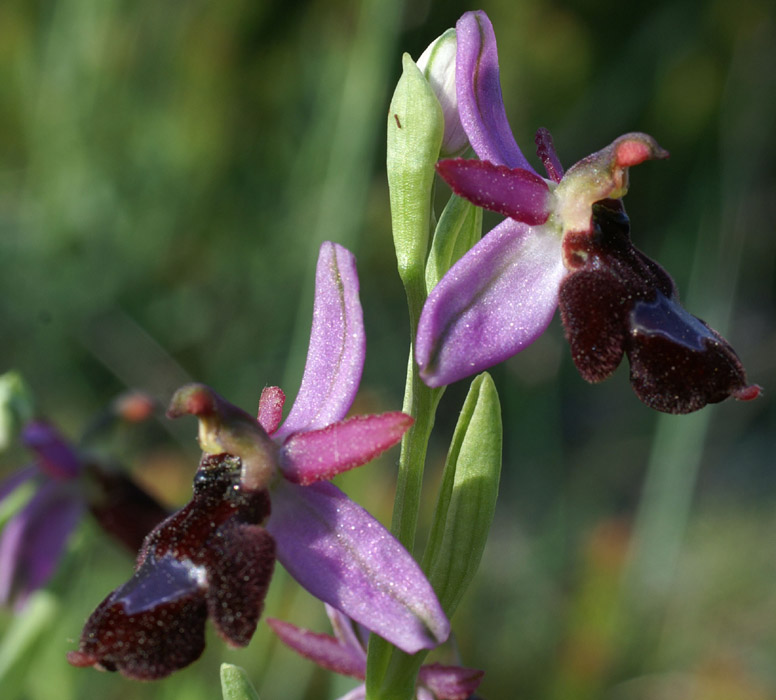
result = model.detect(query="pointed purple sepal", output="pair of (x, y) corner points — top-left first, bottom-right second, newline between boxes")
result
(266, 618), (367, 679)
(456, 11), (535, 171)
(279, 412), (413, 485)
(0, 481), (84, 607)
(267, 480), (450, 654)
(436, 159), (551, 226)
(275, 242), (365, 441)
(417, 218), (566, 386)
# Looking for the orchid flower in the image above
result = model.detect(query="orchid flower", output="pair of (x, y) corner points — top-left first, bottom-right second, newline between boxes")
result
(416, 10), (760, 414)
(67, 242), (450, 680)
(0, 410), (166, 611)
(268, 605), (483, 700)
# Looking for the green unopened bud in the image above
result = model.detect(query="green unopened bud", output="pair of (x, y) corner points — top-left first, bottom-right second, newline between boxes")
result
(167, 383), (278, 491)
(422, 373), (502, 617)
(220, 663), (261, 700)
(417, 28), (467, 157)
(425, 193), (483, 295)
(387, 53), (444, 321)
(0, 371), (34, 451)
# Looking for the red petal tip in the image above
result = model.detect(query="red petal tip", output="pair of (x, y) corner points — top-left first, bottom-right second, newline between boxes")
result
(733, 384), (762, 402)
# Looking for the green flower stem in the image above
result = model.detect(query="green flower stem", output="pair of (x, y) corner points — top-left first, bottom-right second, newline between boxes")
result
(366, 46), (446, 700)
(365, 351), (443, 700)
(393, 351), (445, 549)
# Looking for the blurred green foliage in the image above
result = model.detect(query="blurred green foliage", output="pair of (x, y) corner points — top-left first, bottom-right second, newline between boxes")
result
(1, 0), (774, 698)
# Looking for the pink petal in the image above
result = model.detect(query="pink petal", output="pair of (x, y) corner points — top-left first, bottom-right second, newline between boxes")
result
(275, 243), (365, 441)
(257, 386), (286, 435)
(279, 412), (413, 485)
(266, 618), (366, 679)
(416, 218), (566, 387)
(436, 159), (551, 226)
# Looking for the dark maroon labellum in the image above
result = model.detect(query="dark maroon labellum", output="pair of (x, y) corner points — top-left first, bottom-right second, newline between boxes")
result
(558, 203), (760, 414)
(67, 453), (275, 680)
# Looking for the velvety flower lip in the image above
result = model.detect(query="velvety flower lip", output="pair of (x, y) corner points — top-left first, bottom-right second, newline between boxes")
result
(417, 10), (760, 413)
(559, 203), (762, 414)
(67, 455), (276, 680)
(268, 605), (483, 700)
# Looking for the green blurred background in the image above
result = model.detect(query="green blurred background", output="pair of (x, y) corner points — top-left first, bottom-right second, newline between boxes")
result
(1, 0), (775, 698)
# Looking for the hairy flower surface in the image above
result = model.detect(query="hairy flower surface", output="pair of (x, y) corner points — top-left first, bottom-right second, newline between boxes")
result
(416, 10), (760, 414)
(67, 242), (449, 680)
(268, 605), (483, 700)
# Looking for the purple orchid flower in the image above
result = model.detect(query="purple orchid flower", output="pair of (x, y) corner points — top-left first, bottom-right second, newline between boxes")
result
(0, 422), (85, 610)
(0, 415), (169, 611)
(67, 242), (450, 680)
(268, 605), (483, 700)
(416, 10), (760, 414)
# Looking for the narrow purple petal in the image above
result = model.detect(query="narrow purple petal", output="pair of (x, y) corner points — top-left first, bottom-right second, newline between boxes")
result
(0, 464), (38, 503)
(456, 10), (535, 171)
(0, 481), (84, 607)
(436, 159), (551, 225)
(417, 219), (566, 387)
(267, 618), (367, 679)
(21, 421), (80, 480)
(279, 412), (413, 485)
(418, 663), (485, 700)
(275, 242), (365, 441)
(535, 127), (564, 183)
(267, 481), (450, 654)
(257, 386), (286, 435)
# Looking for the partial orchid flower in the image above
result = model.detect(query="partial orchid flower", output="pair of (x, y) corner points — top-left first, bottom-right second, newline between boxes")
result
(268, 605), (483, 700)
(67, 242), (450, 680)
(416, 10), (760, 414)
(0, 413), (167, 610)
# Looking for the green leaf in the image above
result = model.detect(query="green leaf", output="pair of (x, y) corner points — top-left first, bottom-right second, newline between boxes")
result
(424, 192), (483, 295)
(0, 592), (59, 683)
(0, 372), (34, 452)
(387, 52), (444, 327)
(220, 663), (261, 700)
(422, 372), (502, 617)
